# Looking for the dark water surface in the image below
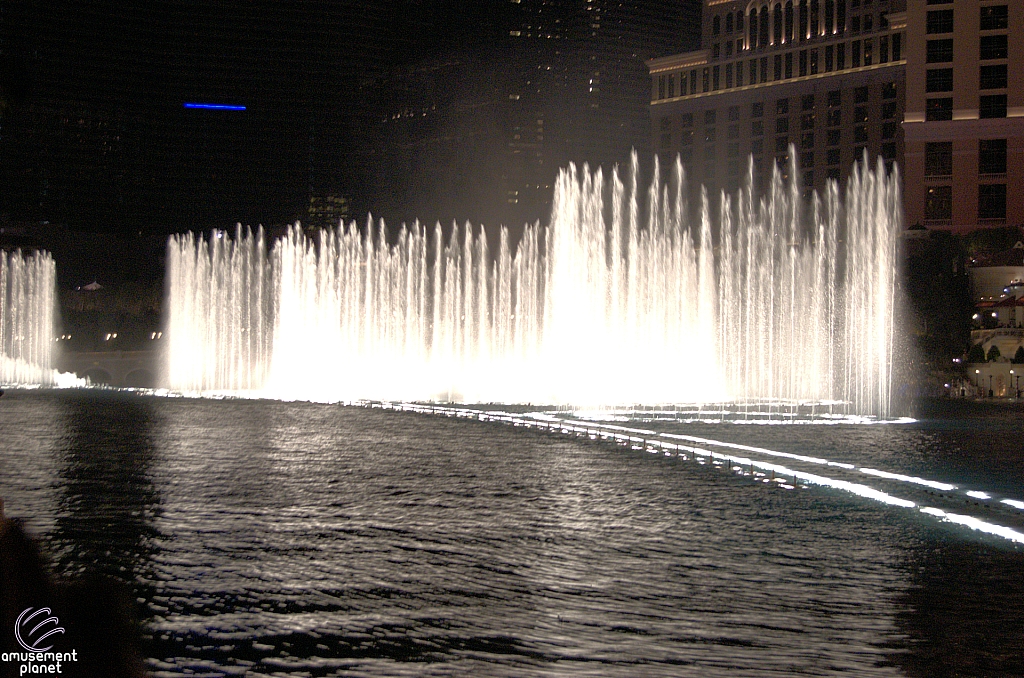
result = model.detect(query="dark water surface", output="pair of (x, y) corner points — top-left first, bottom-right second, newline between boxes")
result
(2, 391), (1023, 677)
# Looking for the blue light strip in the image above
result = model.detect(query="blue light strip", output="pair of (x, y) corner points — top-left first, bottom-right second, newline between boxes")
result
(183, 103), (246, 111)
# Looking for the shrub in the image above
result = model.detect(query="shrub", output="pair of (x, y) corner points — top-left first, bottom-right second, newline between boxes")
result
(987, 344), (1002, 362)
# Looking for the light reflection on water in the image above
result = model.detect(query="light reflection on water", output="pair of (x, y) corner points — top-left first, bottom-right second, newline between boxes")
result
(1, 391), (1023, 677)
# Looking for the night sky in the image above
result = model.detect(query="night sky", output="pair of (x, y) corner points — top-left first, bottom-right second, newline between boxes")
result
(0, 0), (699, 236)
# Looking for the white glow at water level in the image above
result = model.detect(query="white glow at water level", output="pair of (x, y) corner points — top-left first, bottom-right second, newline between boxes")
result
(166, 153), (901, 416)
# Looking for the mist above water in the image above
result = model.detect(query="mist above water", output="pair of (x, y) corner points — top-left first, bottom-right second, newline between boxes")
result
(166, 153), (901, 416)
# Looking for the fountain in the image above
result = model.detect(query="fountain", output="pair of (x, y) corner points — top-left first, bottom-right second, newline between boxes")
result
(0, 249), (61, 386)
(165, 152), (902, 416)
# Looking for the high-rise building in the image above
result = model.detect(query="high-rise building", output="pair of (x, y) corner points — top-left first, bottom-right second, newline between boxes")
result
(367, 0), (700, 229)
(647, 0), (907, 199)
(903, 0), (1023, 231)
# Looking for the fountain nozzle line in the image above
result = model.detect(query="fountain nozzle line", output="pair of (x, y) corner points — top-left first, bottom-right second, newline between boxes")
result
(395, 403), (1024, 546)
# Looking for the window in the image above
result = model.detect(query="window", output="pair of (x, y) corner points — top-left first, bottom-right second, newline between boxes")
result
(736, 62), (743, 86)
(750, 60), (758, 84)
(801, 95), (815, 112)
(728, 124), (740, 139)
(668, 75), (676, 98)
(854, 106), (869, 123)
(777, 117), (790, 134)
(852, 15), (861, 32)
(924, 142), (952, 176)
(926, 97), (953, 121)
(660, 133), (672, 149)
(854, 126), (868, 143)
(926, 68), (953, 92)
(980, 35), (1007, 60)
(705, 128), (717, 143)
(785, 52), (793, 79)
(882, 101), (897, 119)
(852, 40), (861, 67)
(726, 41), (733, 57)
(880, 35), (889, 63)
(751, 139), (764, 155)
(826, 168), (841, 182)
(774, 54), (782, 80)
(827, 148), (841, 164)
(703, 67), (710, 92)
(828, 90), (841, 107)
(681, 113), (693, 127)
(802, 151), (815, 167)
(925, 186), (952, 220)
(802, 113), (815, 129)
(728, 142), (740, 157)
(713, 43), (721, 59)
(979, 185), (1007, 219)
(892, 33), (902, 60)
(979, 139), (1007, 175)
(803, 170), (815, 187)
(864, 13), (872, 31)
(881, 143), (897, 161)
(737, 10), (744, 31)
(926, 9), (953, 34)
(801, 132), (814, 149)
(681, 130), (694, 146)
(980, 65), (1007, 90)
(660, 117), (672, 131)
(776, 136), (790, 152)
(837, 42), (846, 69)
(828, 129), (841, 145)
(855, 86), (869, 103)
(691, 69), (698, 94)
(658, 76), (666, 100)
(705, 110), (717, 125)
(828, 109), (842, 126)
(752, 120), (764, 136)
(800, 50), (808, 77)
(882, 82), (897, 99)
(863, 39), (873, 66)
(728, 105), (740, 121)
(980, 5), (1008, 30)
(776, 98), (789, 115)
(761, 57), (768, 83)
(810, 49), (818, 74)
(713, 15), (721, 35)
(927, 39), (953, 63)
(752, 102), (764, 117)
(726, 12), (734, 32)
(825, 45), (834, 71)
(882, 121), (898, 139)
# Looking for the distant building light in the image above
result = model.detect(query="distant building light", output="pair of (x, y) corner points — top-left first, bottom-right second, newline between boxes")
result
(184, 103), (246, 111)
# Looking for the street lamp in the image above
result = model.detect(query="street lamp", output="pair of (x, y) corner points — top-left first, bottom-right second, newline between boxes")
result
(988, 374), (993, 397)
(976, 369), (981, 393)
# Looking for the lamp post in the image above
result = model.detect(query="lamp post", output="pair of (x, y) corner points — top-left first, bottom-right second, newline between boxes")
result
(988, 374), (993, 398)
(976, 369), (981, 394)
(1012, 369), (1015, 398)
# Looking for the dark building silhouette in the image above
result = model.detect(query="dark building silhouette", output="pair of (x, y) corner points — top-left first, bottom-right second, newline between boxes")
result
(365, 0), (701, 230)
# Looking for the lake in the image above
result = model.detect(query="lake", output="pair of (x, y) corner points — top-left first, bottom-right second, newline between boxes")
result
(2, 390), (1023, 677)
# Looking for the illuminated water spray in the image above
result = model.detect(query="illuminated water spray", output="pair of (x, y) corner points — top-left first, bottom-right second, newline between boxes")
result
(165, 153), (901, 416)
(0, 249), (60, 385)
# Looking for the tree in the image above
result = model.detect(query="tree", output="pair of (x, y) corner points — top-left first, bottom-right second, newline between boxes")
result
(1013, 346), (1024, 364)
(987, 344), (1002, 362)
(967, 343), (986, 363)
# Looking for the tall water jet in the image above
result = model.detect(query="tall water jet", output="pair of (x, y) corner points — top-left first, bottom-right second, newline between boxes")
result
(165, 153), (902, 416)
(0, 249), (60, 386)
